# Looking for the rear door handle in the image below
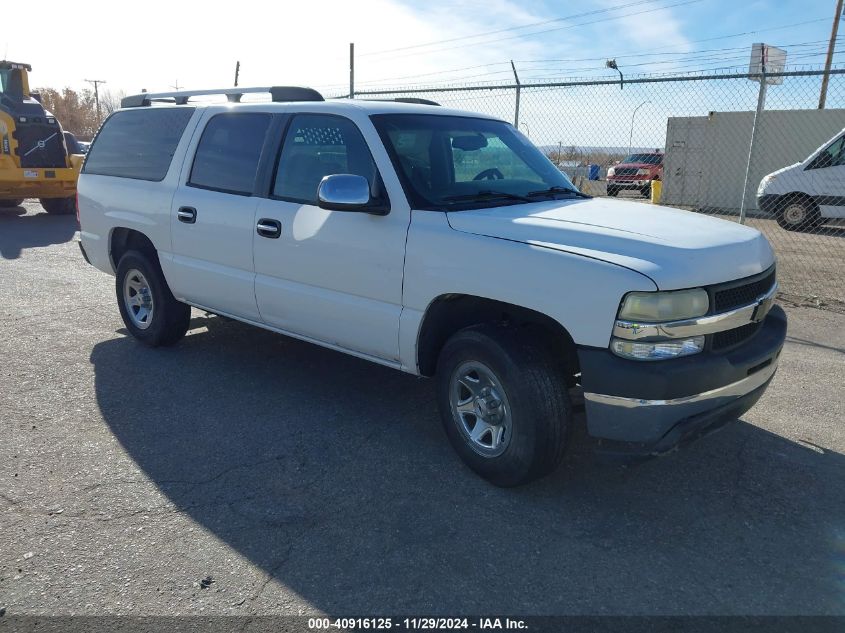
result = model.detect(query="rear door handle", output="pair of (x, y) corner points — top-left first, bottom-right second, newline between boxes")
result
(177, 206), (197, 224)
(256, 218), (281, 239)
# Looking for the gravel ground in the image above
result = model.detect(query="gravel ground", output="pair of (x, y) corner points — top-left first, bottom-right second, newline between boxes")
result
(1, 201), (844, 617)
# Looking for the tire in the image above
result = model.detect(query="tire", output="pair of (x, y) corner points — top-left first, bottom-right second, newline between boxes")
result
(607, 186), (619, 197)
(641, 185), (651, 198)
(115, 250), (191, 347)
(776, 197), (821, 231)
(435, 324), (572, 486)
(0, 199), (24, 208)
(40, 197), (76, 215)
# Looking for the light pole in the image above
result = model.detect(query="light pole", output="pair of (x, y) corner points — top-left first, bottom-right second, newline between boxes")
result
(628, 100), (650, 156)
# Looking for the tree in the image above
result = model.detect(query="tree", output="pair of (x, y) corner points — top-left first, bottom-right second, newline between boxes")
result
(34, 87), (99, 140)
(100, 88), (127, 116)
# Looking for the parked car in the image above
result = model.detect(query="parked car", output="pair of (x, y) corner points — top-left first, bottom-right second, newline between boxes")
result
(757, 127), (845, 231)
(77, 88), (786, 486)
(606, 151), (663, 198)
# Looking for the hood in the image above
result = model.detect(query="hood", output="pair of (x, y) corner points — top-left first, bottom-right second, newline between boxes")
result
(614, 162), (660, 170)
(446, 198), (775, 290)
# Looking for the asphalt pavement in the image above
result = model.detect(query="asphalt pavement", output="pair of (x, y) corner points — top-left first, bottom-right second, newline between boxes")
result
(1, 201), (844, 616)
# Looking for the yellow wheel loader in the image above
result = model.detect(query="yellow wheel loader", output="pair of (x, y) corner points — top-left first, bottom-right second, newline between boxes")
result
(0, 61), (83, 214)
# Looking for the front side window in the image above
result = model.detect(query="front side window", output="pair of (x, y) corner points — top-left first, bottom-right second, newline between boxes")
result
(83, 107), (195, 181)
(189, 113), (271, 195)
(809, 135), (845, 170)
(273, 114), (380, 204)
(371, 114), (577, 210)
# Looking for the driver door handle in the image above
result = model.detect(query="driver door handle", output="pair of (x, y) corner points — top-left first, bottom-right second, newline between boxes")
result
(177, 206), (197, 224)
(256, 218), (281, 239)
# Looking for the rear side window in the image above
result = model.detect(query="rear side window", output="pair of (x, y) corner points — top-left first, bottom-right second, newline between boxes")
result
(189, 113), (271, 195)
(83, 108), (195, 181)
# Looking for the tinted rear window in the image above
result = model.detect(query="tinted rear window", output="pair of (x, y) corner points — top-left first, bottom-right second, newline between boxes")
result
(83, 108), (195, 181)
(189, 113), (271, 195)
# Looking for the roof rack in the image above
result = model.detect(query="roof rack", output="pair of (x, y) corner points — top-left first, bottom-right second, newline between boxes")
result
(382, 97), (441, 106)
(121, 86), (324, 108)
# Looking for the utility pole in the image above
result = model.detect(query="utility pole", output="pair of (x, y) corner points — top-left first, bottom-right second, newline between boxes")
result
(349, 43), (355, 99)
(819, 0), (843, 109)
(85, 78), (106, 124)
(234, 61), (240, 87)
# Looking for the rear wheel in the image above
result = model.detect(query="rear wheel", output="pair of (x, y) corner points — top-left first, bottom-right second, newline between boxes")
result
(0, 199), (24, 208)
(40, 197), (76, 215)
(115, 250), (191, 347)
(435, 324), (572, 486)
(776, 197), (821, 231)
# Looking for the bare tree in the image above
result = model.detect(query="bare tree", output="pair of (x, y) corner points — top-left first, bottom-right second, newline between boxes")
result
(100, 88), (127, 117)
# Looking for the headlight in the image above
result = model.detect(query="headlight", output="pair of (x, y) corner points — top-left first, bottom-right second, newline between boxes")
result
(618, 288), (709, 322)
(636, 168), (650, 176)
(611, 336), (705, 361)
(607, 166), (615, 177)
(757, 174), (775, 194)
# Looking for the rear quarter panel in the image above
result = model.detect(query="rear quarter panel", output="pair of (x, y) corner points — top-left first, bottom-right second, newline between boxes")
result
(77, 110), (202, 275)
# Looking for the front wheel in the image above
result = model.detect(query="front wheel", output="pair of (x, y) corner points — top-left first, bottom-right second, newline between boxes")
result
(115, 250), (191, 347)
(40, 197), (76, 215)
(607, 186), (619, 197)
(776, 198), (821, 231)
(641, 184), (651, 198)
(435, 324), (572, 486)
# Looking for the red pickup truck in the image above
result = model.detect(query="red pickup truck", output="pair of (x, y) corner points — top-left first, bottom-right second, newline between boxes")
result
(606, 152), (663, 198)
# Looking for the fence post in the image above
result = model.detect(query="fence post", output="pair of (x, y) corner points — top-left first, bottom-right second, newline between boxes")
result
(349, 43), (355, 99)
(739, 68), (767, 224)
(510, 60), (520, 128)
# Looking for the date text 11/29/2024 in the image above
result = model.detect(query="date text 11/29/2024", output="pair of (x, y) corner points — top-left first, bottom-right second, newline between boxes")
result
(308, 617), (528, 630)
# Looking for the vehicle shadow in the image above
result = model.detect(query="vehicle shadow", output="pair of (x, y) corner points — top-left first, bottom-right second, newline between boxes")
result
(0, 204), (78, 260)
(90, 316), (845, 615)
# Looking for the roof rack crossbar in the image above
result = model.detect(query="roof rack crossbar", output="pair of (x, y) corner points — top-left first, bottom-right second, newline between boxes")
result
(121, 86), (324, 108)
(363, 97), (441, 106)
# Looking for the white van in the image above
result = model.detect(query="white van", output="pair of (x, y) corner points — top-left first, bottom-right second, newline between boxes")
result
(757, 127), (845, 231)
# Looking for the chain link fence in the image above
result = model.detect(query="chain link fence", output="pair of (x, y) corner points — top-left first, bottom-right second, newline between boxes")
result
(347, 65), (845, 308)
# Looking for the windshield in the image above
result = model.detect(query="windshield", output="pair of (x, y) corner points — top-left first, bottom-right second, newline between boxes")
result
(621, 153), (662, 165)
(0, 69), (10, 95)
(371, 114), (577, 210)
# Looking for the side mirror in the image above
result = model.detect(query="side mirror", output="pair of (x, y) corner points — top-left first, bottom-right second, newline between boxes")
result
(317, 174), (388, 215)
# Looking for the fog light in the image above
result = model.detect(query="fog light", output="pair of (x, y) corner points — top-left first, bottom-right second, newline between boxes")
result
(611, 336), (704, 361)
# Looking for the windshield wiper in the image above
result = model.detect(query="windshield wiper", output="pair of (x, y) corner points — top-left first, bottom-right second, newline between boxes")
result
(527, 186), (591, 199)
(441, 190), (533, 204)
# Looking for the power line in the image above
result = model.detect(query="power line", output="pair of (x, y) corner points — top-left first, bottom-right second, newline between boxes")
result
(358, 0), (661, 57)
(362, 0), (705, 63)
(339, 40), (837, 90)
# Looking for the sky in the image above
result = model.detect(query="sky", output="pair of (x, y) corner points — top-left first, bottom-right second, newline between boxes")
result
(3, 0), (842, 146)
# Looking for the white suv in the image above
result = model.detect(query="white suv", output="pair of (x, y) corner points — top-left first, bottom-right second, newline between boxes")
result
(78, 86), (786, 486)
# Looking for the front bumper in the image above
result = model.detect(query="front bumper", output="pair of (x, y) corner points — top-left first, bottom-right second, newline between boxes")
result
(757, 194), (780, 215)
(578, 304), (787, 456)
(608, 179), (649, 188)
